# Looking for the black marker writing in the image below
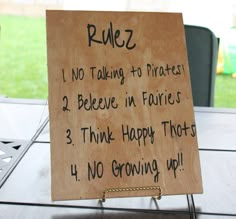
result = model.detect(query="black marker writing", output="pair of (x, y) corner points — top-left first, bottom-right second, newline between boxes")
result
(167, 152), (184, 178)
(88, 161), (104, 181)
(161, 120), (196, 138)
(62, 67), (84, 82)
(146, 63), (184, 77)
(87, 22), (136, 50)
(121, 124), (155, 146)
(112, 159), (160, 183)
(125, 93), (136, 108)
(90, 66), (125, 85)
(81, 126), (115, 144)
(142, 90), (181, 107)
(78, 93), (118, 111)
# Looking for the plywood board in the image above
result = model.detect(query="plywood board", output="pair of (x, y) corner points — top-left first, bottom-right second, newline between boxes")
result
(46, 10), (203, 201)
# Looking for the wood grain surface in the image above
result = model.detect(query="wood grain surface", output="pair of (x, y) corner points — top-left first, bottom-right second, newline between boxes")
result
(46, 10), (203, 201)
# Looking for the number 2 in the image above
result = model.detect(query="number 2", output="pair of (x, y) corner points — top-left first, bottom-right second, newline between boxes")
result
(62, 96), (70, 111)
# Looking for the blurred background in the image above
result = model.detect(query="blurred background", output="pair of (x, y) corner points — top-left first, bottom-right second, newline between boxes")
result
(0, 0), (236, 107)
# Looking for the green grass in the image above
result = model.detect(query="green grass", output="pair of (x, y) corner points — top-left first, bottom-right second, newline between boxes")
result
(0, 15), (236, 108)
(214, 74), (236, 108)
(0, 15), (47, 99)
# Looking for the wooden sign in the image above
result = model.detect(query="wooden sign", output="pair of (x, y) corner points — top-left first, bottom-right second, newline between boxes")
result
(46, 10), (203, 201)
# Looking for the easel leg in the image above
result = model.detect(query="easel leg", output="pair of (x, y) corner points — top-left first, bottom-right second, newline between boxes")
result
(187, 194), (197, 219)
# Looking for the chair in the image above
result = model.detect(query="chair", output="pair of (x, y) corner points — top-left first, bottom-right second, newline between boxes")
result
(184, 25), (219, 107)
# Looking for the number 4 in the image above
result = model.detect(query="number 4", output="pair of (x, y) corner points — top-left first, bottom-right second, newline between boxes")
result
(71, 164), (79, 181)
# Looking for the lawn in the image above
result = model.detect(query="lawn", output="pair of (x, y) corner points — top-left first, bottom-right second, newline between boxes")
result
(0, 15), (47, 99)
(0, 15), (236, 108)
(215, 74), (236, 108)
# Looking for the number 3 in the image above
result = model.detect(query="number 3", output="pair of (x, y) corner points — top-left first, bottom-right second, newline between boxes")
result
(66, 129), (72, 144)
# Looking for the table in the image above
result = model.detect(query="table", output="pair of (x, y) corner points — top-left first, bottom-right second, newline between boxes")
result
(0, 98), (236, 218)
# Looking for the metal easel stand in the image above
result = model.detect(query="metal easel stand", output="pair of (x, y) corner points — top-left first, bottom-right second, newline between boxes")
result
(100, 185), (162, 203)
(99, 187), (197, 219)
(187, 194), (197, 219)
